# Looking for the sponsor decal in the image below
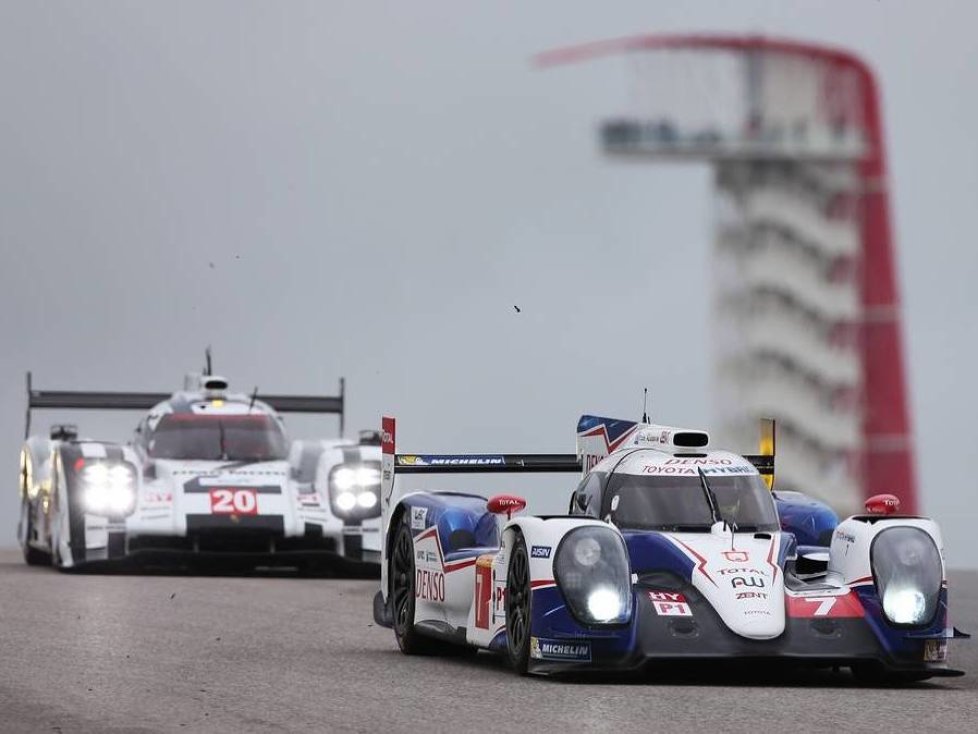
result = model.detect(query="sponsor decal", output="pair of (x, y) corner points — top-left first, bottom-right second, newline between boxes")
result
(209, 488), (258, 515)
(648, 591), (693, 617)
(924, 639), (948, 663)
(410, 506), (428, 530)
(835, 529), (856, 544)
(416, 549), (425, 562)
(718, 568), (767, 576)
(584, 454), (602, 472)
(427, 455), (505, 466)
(702, 466), (756, 476)
(731, 576), (766, 589)
(640, 464), (754, 477)
(664, 458), (732, 466)
(143, 491), (173, 504)
(425, 551), (437, 563)
(530, 637), (592, 662)
(415, 570), (445, 602)
(722, 550), (749, 563)
(531, 545), (552, 559)
(736, 591), (768, 600)
(398, 455), (506, 466)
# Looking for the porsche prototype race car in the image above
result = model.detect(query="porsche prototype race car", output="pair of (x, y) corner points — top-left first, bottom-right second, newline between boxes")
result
(18, 370), (382, 573)
(373, 414), (967, 681)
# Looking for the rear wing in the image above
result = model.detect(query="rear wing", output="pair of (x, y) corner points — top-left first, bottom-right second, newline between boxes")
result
(380, 416), (579, 519)
(25, 371), (345, 438)
(379, 415), (777, 519)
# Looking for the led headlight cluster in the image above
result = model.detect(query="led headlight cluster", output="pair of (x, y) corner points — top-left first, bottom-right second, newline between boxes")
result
(328, 462), (382, 520)
(78, 462), (137, 517)
(554, 526), (632, 625)
(872, 526), (943, 627)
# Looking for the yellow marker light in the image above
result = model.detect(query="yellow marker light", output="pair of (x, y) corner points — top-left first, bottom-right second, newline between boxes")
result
(211, 399), (225, 408)
(759, 418), (775, 490)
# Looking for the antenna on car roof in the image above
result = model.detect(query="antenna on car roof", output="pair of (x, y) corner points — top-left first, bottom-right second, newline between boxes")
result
(248, 386), (259, 413)
(204, 346), (213, 376)
(641, 387), (650, 424)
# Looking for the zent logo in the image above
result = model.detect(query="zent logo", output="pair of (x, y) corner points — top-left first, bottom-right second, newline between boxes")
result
(210, 488), (258, 515)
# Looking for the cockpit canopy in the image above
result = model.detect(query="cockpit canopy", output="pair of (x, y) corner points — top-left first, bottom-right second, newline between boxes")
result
(147, 414), (288, 462)
(571, 450), (779, 532)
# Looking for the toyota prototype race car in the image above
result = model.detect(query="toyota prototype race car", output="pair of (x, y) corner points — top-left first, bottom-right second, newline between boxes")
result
(18, 369), (383, 574)
(373, 414), (968, 682)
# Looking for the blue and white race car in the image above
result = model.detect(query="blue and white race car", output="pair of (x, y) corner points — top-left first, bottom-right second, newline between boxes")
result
(373, 414), (967, 681)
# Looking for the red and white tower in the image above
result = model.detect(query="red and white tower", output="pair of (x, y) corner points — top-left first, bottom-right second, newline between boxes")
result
(540, 35), (916, 515)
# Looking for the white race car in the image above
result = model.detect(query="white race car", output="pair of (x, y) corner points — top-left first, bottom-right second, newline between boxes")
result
(18, 370), (382, 574)
(374, 414), (966, 681)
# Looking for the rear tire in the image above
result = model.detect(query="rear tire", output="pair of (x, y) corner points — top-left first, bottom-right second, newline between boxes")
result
(505, 531), (532, 675)
(390, 521), (437, 655)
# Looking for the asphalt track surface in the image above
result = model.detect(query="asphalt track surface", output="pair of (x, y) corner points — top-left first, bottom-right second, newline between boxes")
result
(2, 551), (977, 734)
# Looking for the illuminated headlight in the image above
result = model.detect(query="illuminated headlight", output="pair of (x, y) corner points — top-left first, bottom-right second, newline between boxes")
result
(79, 462), (137, 516)
(555, 527), (632, 625)
(332, 466), (382, 491)
(872, 527), (943, 627)
(328, 462), (381, 520)
(335, 492), (357, 512)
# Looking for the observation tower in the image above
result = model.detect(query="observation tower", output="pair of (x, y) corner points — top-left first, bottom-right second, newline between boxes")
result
(539, 35), (916, 514)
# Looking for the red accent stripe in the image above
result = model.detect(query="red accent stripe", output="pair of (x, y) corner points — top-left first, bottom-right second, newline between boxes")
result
(444, 558), (478, 573)
(582, 424), (638, 453)
(530, 579), (556, 589)
(413, 525), (478, 574)
(672, 537), (717, 587)
(766, 536), (780, 583)
(849, 575), (874, 586)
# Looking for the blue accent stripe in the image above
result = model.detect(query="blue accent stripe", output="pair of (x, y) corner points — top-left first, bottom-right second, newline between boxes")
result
(622, 532), (695, 578)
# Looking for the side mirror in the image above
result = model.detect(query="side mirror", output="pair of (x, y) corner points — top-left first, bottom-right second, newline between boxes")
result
(487, 494), (527, 520)
(865, 493), (900, 515)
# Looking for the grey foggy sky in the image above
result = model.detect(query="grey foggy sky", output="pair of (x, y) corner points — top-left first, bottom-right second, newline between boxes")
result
(1, 2), (977, 562)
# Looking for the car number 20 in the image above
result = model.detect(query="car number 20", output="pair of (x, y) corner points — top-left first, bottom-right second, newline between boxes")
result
(209, 488), (259, 515)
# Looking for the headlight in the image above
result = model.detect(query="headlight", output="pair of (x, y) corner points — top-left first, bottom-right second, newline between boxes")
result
(554, 526), (632, 625)
(328, 462), (381, 520)
(872, 526), (942, 627)
(79, 461), (137, 517)
(332, 466), (381, 491)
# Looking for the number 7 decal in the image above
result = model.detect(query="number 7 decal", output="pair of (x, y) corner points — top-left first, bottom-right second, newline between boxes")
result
(803, 596), (836, 616)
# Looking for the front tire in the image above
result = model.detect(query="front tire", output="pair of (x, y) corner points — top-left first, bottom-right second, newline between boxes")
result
(20, 498), (50, 567)
(505, 531), (532, 674)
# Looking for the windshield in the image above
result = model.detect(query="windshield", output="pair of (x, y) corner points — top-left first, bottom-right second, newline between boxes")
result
(148, 414), (288, 461)
(606, 472), (779, 532)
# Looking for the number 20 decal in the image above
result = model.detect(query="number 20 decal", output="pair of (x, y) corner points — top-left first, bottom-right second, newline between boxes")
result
(210, 488), (259, 515)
